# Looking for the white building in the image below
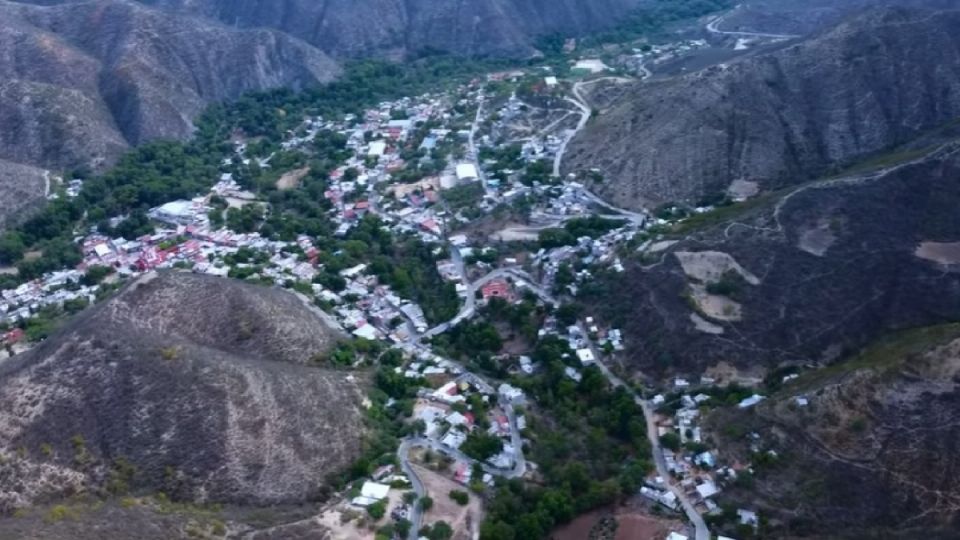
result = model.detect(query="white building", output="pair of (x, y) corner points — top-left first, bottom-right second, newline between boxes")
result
(456, 163), (479, 182)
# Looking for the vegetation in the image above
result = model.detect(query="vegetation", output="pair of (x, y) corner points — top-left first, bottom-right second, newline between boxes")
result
(461, 432), (504, 462)
(478, 336), (651, 539)
(449, 489), (470, 506)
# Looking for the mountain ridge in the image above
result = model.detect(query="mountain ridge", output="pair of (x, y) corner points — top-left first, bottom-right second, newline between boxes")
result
(565, 6), (960, 208)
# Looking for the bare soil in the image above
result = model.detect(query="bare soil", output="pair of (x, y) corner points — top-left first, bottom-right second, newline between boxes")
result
(413, 464), (483, 540)
(276, 167), (309, 190)
(915, 241), (960, 265)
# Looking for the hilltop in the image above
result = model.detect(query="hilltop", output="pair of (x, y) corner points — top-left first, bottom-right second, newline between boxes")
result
(0, 271), (364, 513)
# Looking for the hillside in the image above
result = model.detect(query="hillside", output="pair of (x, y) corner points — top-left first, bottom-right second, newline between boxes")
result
(565, 7), (960, 207)
(0, 0), (341, 225)
(585, 141), (960, 376)
(0, 160), (46, 230)
(0, 271), (364, 513)
(135, 0), (648, 58)
(705, 324), (960, 537)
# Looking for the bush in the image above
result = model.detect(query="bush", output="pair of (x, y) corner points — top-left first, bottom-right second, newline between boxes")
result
(367, 500), (386, 520)
(659, 432), (681, 452)
(449, 489), (469, 506)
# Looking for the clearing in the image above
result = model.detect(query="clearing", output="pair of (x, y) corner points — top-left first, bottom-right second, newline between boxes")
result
(276, 167), (310, 190)
(915, 241), (960, 265)
(413, 464), (483, 540)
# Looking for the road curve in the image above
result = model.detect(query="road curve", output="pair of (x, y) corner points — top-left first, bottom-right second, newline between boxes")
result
(579, 324), (709, 540)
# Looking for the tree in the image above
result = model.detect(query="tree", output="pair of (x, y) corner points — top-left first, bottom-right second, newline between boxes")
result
(460, 432), (504, 462)
(659, 432), (681, 452)
(367, 500), (386, 520)
(395, 518), (412, 538)
(0, 232), (25, 265)
(426, 521), (453, 540)
(81, 265), (114, 286)
(418, 496), (434, 511)
(449, 489), (469, 506)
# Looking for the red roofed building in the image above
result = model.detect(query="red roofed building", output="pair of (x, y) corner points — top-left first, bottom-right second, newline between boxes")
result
(481, 280), (514, 302)
(4, 328), (24, 345)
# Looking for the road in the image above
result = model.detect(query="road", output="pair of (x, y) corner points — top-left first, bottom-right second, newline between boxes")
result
(421, 266), (555, 339)
(398, 440), (427, 540)
(468, 90), (493, 195)
(578, 324), (709, 540)
(577, 186), (647, 225)
(552, 93), (592, 177)
(706, 6), (799, 39)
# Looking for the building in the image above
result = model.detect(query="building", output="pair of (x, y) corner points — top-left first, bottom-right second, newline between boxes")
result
(573, 59), (609, 74)
(368, 140), (387, 157)
(351, 481), (391, 507)
(456, 163), (479, 182)
(481, 280), (514, 302)
(149, 200), (196, 225)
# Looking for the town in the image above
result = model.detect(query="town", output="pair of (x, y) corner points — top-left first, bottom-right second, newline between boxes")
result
(0, 55), (768, 540)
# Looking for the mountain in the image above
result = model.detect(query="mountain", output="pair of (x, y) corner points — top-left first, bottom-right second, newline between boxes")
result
(0, 0), (342, 228)
(0, 0), (656, 228)
(135, 0), (647, 58)
(0, 271), (364, 513)
(565, 7), (960, 208)
(0, 160), (47, 230)
(0, 0), (340, 164)
(706, 324), (960, 537)
(586, 140), (960, 377)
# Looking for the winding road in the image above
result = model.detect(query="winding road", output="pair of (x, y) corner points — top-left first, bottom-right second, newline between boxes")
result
(578, 324), (709, 540)
(706, 6), (800, 39)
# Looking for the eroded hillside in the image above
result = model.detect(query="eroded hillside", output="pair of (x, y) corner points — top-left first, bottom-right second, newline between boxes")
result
(565, 7), (960, 207)
(0, 271), (363, 513)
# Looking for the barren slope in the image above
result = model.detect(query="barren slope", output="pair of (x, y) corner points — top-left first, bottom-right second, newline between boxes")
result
(566, 7), (960, 207)
(0, 271), (363, 513)
(706, 324), (960, 537)
(587, 142), (960, 376)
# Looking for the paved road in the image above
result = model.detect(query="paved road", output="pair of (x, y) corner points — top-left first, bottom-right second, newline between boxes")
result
(577, 187), (647, 225)
(398, 440), (427, 540)
(706, 6), (799, 39)
(578, 325), (709, 540)
(421, 266), (552, 339)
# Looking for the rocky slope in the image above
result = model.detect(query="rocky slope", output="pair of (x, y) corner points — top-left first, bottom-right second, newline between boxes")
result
(587, 141), (960, 377)
(706, 324), (960, 537)
(0, 0), (341, 226)
(0, 160), (47, 230)
(566, 7), (960, 207)
(134, 0), (647, 58)
(0, 271), (364, 513)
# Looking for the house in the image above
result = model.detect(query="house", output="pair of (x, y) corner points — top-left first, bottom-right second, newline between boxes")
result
(576, 348), (595, 365)
(3, 328), (24, 345)
(352, 481), (391, 507)
(695, 480), (720, 499)
(441, 429), (467, 449)
(498, 383), (525, 405)
(149, 200), (196, 225)
(481, 280), (514, 302)
(368, 140), (387, 157)
(738, 394), (765, 409)
(456, 163), (479, 182)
